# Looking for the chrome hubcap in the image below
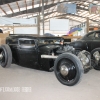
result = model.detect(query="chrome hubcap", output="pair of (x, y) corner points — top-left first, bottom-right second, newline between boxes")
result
(60, 65), (69, 76)
(0, 53), (3, 60)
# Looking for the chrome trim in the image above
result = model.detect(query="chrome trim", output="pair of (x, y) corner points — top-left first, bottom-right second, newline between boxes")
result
(60, 65), (69, 76)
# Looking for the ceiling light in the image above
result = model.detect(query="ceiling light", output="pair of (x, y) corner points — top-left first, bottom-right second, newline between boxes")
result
(85, 7), (88, 9)
(79, 11), (88, 16)
(84, 2), (89, 5)
(80, 5), (84, 8)
(78, 12), (81, 13)
(88, 0), (93, 2)
(93, 1), (98, 4)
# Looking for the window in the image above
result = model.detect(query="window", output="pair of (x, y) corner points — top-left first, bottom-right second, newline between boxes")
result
(19, 40), (35, 46)
(94, 32), (100, 39)
(87, 32), (95, 38)
(39, 38), (63, 45)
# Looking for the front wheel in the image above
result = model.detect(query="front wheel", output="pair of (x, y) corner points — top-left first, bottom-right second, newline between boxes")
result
(0, 44), (12, 68)
(54, 53), (83, 86)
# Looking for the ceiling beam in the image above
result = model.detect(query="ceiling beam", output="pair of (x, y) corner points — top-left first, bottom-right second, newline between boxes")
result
(48, 0), (55, 18)
(0, 0), (21, 5)
(0, 0), (90, 6)
(4, 3), (58, 17)
(32, 0), (34, 8)
(16, 1), (20, 12)
(8, 4), (14, 13)
(45, 0), (49, 13)
(0, 6), (7, 15)
(25, 0), (28, 18)
(3, 1), (88, 17)
(57, 16), (82, 23)
(25, 0), (27, 11)
(44, 11), (98, 22)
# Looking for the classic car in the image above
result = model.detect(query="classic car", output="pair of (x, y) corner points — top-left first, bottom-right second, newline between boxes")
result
(69, 30), (100, 70)
(0, 34), (92, 86)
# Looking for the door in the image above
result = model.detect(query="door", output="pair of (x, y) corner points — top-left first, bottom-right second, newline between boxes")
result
(13, 38), (38, 68)
(85, 31), (100, 51)
(92, 32), (100, 50)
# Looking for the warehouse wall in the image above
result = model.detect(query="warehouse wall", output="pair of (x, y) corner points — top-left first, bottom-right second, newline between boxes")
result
(0, 17), (38, 34)
(40, 20), (81, 36)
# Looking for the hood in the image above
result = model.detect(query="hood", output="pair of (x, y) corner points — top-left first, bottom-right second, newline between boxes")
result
(39, 44), (61, 53)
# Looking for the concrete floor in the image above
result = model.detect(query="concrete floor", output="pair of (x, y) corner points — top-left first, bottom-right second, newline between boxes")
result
(0, 64), (100, 100)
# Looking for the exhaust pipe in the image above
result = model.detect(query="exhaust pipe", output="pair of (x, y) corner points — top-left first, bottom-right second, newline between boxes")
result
(41, 55), (58, 59)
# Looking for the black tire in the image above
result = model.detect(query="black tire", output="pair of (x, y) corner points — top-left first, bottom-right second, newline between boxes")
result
(0, 44), (12, 68)
(91, 48), (100, 70)
(54, 53), (84, 86)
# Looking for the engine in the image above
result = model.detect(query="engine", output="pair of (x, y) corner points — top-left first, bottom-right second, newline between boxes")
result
(56, 45), (92, 73)
(41, 45), (92, 73)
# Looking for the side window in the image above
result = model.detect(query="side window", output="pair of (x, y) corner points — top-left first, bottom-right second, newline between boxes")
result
(94, 33), (100, 39)
(87, 32), (95, 38)
(19, 40), (35, 46)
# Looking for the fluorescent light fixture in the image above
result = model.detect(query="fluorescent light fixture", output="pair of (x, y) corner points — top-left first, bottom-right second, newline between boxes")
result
(20, 7), (26, 11)
(27, 6), (32, 9)
(93, 1), (98, 4)
(13, 9), (19, 13)
(85, 7), (88, 9)
(34, 4), (39, 8)
(88, 0), (93, 2)
(6, 11), (12, 14)
(84, 2), (89, 5)
(79, 11), (88, 16)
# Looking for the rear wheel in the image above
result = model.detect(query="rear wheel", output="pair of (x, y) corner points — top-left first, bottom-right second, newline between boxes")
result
(91, 48), (100, 70)
(54, 53), (83, 86)
(0, 44), (12, 68)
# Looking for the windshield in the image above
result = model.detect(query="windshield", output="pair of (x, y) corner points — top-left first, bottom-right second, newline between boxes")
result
(38, 38), (63, 45)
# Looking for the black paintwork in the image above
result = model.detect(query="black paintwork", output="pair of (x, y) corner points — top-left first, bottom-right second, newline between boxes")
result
(70, 30), (100, 52)
(6, 34), (63, 71)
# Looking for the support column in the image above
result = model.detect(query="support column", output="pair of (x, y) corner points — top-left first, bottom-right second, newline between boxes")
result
(86, 17), (89, 33)
(37, 14), (40, 36)
(42, 0), (45, 35)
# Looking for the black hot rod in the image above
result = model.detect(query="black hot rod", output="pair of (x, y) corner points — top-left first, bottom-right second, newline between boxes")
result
(0, 34), (92, 86)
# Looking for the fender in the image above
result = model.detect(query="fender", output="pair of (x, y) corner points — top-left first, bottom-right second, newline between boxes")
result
(70, 40), (88, 51)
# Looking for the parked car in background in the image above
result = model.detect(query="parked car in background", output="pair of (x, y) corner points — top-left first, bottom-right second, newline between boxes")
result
(0, 34), (92, 86)
(69, 30), (100, 70)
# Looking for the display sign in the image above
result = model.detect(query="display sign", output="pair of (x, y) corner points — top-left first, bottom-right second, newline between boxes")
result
(57, 3), (76, 14)
(0, 17), (37, 25)
(89, 4), (100, 14)
(50, 19), (69, 31)
(14, 27), (38, 34)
